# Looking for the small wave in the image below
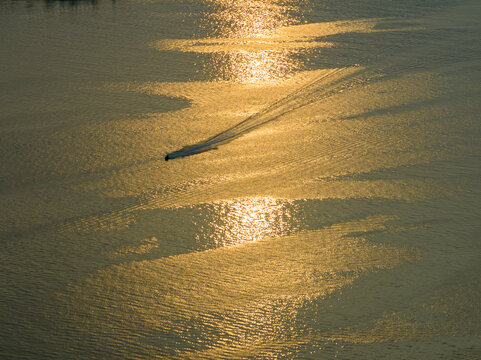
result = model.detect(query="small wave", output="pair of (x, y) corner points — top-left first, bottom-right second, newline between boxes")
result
(165, 67), (365, 160)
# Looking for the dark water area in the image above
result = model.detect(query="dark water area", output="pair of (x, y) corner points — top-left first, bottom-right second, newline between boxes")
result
(1, 0), (480, 358)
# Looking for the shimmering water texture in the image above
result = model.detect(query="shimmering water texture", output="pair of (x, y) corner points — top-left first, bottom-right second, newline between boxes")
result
(62, 216), (421, 358)
(160, 16), (424, 159)
(164, 67), (363, 160)
(1, 0), (481, 359)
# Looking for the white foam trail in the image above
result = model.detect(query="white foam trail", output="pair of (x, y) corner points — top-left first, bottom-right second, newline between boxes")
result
(165, 67), (367, 160)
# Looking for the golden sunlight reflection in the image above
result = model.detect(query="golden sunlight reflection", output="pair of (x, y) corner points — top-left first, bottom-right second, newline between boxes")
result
(62, 216), (421, 358)
(152, 14), (423, 82)
(199, 0), (302, 82)
(202, 0), (297, 38)
(208, 50), (300, 82)
(195, 197), (300, 248)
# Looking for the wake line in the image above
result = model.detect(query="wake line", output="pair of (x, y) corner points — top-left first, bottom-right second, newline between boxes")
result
(165, 67), (366, 161)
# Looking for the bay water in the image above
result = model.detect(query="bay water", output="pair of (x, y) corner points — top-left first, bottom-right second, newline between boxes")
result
(1, 0), (480, 358)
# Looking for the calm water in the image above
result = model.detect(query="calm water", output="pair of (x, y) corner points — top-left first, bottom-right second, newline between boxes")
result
(1, 0), (480, 358)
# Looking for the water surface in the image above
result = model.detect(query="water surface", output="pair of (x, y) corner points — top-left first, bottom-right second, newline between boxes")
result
(1, 0), (480, 358)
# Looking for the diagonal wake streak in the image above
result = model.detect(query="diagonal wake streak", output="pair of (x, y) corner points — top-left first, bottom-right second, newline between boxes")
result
(165, 66), (367, 161)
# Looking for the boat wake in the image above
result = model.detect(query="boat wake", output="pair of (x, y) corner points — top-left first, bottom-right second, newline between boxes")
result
(165, 66), (367, 160)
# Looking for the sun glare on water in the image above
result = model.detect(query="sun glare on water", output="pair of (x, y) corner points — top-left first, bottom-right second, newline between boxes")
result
(195, 197), (299, 248)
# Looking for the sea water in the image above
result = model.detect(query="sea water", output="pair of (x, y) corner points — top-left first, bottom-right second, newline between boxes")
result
(1, 0), (480, 358)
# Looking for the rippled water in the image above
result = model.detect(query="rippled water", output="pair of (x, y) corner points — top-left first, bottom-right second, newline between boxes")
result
(1, 0), (480, 358)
